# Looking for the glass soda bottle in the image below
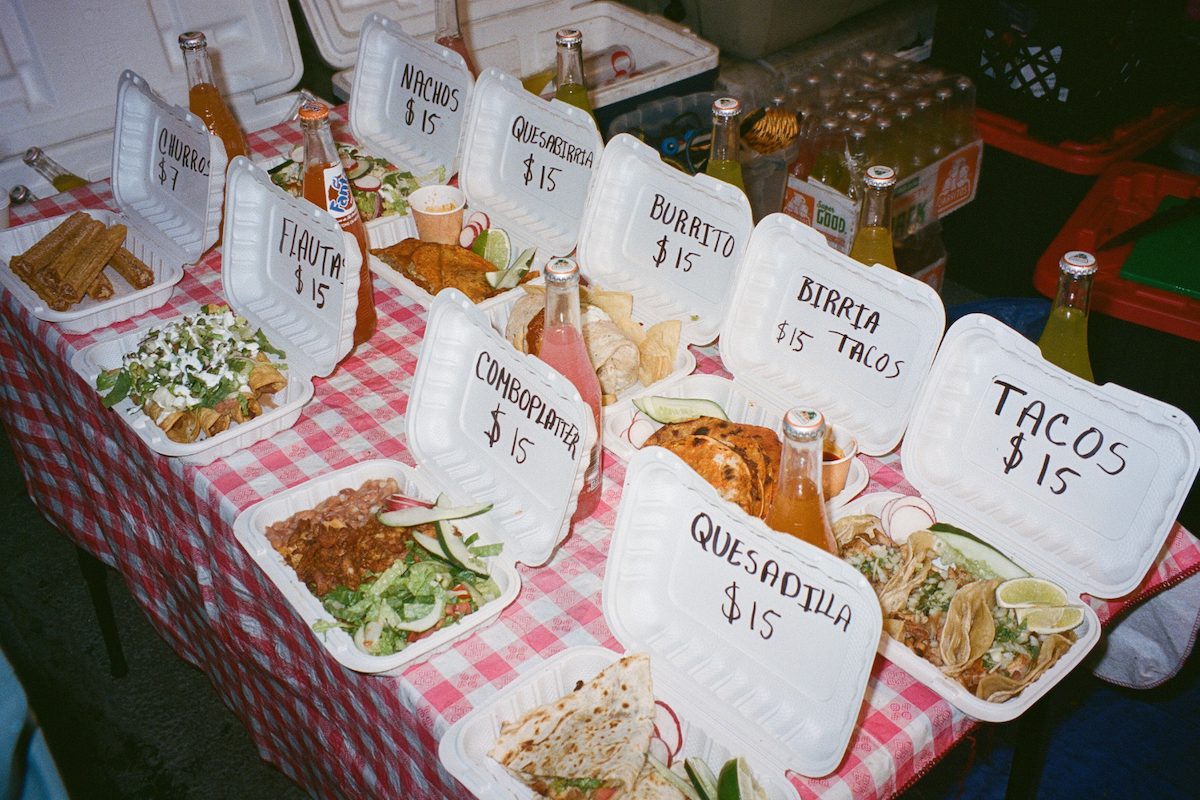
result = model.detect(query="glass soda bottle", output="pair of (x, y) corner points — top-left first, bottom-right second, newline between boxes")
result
(435, 0), (479, 79)
(22, 147), (88, 192)
(848, 164), (898, 269)
(9, 185), (37, 206)
(299, 101), (377, 348)
(178, 32), (249, 165)
(764, 407), (839, 556)
(539, 257), (603, 522)
(1038, 251), (1098, 382)
(554, 28), (596, 124)
(705, 97), (746, 193)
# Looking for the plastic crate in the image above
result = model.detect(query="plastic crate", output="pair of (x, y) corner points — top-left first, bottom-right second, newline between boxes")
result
(931, 0), (1189, 145)
(1034, 161), (1200, 341)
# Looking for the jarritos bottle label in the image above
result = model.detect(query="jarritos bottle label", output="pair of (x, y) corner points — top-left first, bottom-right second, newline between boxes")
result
(318, 165), (362, 228)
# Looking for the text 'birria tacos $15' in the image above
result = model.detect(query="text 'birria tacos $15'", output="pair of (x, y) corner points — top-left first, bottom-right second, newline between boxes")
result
(489, 653), (657, 800)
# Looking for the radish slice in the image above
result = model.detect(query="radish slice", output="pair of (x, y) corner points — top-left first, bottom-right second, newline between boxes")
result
(884, 496), (937, 541)
(383, 494), (436, 512)
(459, 224), (480, 248)
(654, 700), (683, 759)
(290, 144), (305, 164)
(467, 211), (489, 230)
(353, 175), (382, 192)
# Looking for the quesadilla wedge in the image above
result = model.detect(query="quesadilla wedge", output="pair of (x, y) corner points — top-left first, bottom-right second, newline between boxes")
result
(489, 653), (656, 800)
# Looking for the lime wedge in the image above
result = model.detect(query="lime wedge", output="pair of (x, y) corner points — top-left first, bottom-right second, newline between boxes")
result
(1016, 605), (1085, 634)
(472, 228), (511, 270)
(717, 757), (767, 800)
(995, 577), (1070, 609)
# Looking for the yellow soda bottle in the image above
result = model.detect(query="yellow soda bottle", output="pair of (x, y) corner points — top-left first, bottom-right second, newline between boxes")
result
(1038, 251), (1098, 382)
(848, 164), (898, 269)
(553, 28), (596, 125)
(704, 97), (746, 192)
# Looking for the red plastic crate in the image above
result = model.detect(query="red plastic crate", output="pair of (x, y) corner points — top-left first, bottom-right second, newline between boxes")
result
(1035, 161), (1200, 341)
(978, 105), (1199, 175)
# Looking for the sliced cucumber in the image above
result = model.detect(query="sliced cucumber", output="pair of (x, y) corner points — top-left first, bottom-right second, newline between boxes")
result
(411, 530), (451, 561)
(391, 597), (446, 632)
(346, 157), (372, 180)
(436, 519), (490, 575)
(684, 757), (718, 800)
(377, 500), (493, 528)
(632, 396), (730, 424)
(930, 524), (1029, 581)
(485, 246), (537, 290)
(646, 755), (700, 800)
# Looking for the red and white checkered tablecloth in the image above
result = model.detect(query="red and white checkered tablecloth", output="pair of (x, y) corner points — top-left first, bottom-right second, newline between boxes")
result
(3, 110), (1198, 800)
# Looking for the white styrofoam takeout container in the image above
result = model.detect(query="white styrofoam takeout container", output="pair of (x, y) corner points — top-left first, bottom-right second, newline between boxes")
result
(408, 289), (596, 566)
(605, 372), (869, 510)
(717, 213), (946, 458)
(368, 67), (603, 316)
(70, 156), (357, 465)
(0, 0), (307, 199)
(836, 313), (1200, 722)
(0, 70), (224, 333)
(232, 458), (521, 676)
(232, 288), (593, 673)
(441, 446), (883, 793)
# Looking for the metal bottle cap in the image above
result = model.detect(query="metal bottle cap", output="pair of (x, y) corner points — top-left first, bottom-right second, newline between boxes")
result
(863, 164), (896, 188)
(9, 185), (35, 204)
(297, 101), (330, 121)
(1060, 251), (1098, 276)
(545, 257), (580, 284)
(782, 407), (826, 441)
(712, 97), (741, 118)
(22, 147), (42, 166)
(178, 31), (208, 50)
(556, 28), (583, 46)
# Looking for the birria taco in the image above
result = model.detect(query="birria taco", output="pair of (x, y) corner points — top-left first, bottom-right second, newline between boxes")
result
(836, 515), (1077, 703)
(489, 653), (657, 800)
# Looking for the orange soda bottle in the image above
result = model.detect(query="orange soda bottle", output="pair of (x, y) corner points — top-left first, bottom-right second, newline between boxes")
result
(765, 408), (839, 556)
(299, 101), (377, 348)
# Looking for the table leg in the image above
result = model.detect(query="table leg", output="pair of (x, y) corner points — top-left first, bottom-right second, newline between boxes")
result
(1004, 690), (1049, 799)
(74, 545), (129, 678)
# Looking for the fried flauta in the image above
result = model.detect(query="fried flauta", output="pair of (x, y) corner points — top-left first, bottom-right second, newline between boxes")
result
(58, 223), (126, 303)
(11, 212), (90, 277)
(108, 247), (154, 290)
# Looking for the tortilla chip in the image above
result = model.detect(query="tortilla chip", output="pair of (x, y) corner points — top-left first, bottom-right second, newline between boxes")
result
(587, 289), (634, 324)
(637, 320), (681, 386)
(940, 578), (1002, 675)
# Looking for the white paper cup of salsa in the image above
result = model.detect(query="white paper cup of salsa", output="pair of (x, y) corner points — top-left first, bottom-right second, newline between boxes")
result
(410, 185), (465, 245)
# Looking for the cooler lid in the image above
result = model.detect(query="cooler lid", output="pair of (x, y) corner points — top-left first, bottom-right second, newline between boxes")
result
(111, 71), (223, 266)
(407, 289), (596, 567)
(294, 0), (527, 70)
(903, 314), (1200, 599)
(0, 0), (301, 161)
(606, 447), (881, 779)
(348, 13), (475, 182)
(221, 156), (356, 380)
(721, 213), (946, 457)
(458, 67), (602, 259)
(577, 133), (754, 348)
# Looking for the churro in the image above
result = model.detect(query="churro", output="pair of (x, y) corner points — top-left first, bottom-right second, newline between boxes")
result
(59, 223), (126, 302)
(107, 246), (154, 289)
(12, 212), (90, 277)
(87, 272), (114, 302)
(40, 219), (104, 300)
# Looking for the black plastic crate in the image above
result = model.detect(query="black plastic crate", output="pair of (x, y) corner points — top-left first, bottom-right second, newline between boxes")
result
(931, 0), (1189, 143)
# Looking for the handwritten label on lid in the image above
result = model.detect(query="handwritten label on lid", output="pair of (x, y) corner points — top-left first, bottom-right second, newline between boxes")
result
(637, 188), (740, 306)
(505, 113), (597, 219)
(722, 215), (945, 456)
(605, 448), (880, 776)
(152, 118), (213, 210)
(277, 212), (351, 315)
(349, 14), (472, 180)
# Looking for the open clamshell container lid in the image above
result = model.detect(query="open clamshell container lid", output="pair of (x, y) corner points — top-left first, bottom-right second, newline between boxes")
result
(111, 70), (225, 265)
(605, 447), (881, 780)
(721, 214), (946, 457)
(904, 314), (1200, 600)
(577, 132), (754, 348)
(349, 12), (475, 182)
(457, 67), (603, 259)
(407, 289), (597, 567)
(221, 156), (357, 380)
